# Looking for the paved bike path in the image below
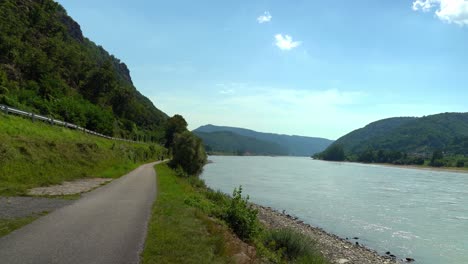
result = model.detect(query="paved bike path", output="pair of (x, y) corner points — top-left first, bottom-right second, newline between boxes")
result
(0, 161), (161, 264)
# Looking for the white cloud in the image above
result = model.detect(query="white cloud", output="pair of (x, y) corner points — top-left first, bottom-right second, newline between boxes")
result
(257, 11), (272, 23)
(412, 0), (468, 25)
(412, 0), (435, 11)
(274, 34), (301, 50)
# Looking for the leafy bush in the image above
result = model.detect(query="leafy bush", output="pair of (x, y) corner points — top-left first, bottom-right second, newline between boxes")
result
(222, 186), (260, 242)
(456, 160), (465, 168)
(263, 228), (326, 263)
(170, 131), (207, 176)
(205, 189), (229, 205)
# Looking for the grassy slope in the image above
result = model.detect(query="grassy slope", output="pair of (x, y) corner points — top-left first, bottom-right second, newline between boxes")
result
(0, 114), (166, 196)
(143, 163), (328, 264)
(142, 163), (233, 264)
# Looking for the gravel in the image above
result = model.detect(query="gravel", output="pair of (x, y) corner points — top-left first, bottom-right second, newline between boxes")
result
(28, 178), (113, 196)
(255, 205), (405, 264)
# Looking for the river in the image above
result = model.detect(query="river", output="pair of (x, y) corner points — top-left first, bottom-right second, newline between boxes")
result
(201, 156), (468, 264)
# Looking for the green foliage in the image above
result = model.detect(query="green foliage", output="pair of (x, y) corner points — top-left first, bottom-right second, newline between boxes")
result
(317, 144), (345, 161)
(169, 131), (207, 176)
(142, 163), (235, 264)
(331, 114), (468, 156)
(0, 114), (165, 195)
(164, 114), (188, 149)
(223, 186), (260, 242)
(0, 0), (167, 138)
(316, 113), (468, 168)
(144, 164), (328, 264)
(0, 214), (45, 238)
(430, 150), (445, 167)
(348, 149), (425, 165)
(263, 228), (327, 263)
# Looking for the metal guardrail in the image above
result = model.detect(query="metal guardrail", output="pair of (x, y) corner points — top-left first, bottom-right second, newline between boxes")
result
(0, 104), (139, 143)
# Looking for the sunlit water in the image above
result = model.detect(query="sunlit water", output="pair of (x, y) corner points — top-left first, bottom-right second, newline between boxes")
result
(201, 156), (468, 264)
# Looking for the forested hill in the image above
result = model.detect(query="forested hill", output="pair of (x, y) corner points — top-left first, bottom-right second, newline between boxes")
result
(0, 0), (167, 139)
(194, 125), (333, 156)
(324, 113), (468, 157)
(195, 131), (289, 156)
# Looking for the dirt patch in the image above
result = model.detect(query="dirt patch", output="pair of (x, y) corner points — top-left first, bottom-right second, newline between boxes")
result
(28, 178), (112, 196)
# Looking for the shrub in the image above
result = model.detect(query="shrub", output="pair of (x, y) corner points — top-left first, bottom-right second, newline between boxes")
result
(263, 228), (326, 263)
(456, 160), (465, 168)
(170, 131), (207, 176)
(223, 186), (260, 241)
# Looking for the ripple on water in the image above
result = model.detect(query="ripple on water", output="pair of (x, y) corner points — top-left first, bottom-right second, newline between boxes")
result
(392, 231), (420, 240)
(363, 223), (392, 232)
(452, 216), (468, 221)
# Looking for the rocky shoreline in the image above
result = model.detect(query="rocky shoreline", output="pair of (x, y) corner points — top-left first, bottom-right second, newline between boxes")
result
(254, 205), (414, 264)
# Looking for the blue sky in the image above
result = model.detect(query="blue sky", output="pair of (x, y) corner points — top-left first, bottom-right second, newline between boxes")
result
(57, 0), (468, 139)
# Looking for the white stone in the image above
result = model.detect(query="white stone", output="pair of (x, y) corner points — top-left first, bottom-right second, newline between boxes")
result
(336, 259), (350, 264)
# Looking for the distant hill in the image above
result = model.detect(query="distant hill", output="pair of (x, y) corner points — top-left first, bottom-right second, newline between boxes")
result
(193, 125), (333, 156)
(325, 113), (468, 157)
(0, 0), (167, 138)
(195, 131), (289, 156)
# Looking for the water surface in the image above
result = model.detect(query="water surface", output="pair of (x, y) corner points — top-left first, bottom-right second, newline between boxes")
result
(201, 156), (468, 264)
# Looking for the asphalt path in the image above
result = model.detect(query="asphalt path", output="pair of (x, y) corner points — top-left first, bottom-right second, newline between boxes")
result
(0, 161), (161, 264)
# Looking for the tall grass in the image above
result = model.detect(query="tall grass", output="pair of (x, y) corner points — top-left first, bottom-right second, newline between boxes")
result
(0, 114), (165, 196)
(144, 163), (329, 264)
(263, 228), (328, 264)
(142, 163), (232, 264)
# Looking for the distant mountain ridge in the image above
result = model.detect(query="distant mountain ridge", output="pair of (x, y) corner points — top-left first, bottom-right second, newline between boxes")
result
(193, 125), (333, 156)
(327, 112), (468, 156)
(195, 131), (289, 156)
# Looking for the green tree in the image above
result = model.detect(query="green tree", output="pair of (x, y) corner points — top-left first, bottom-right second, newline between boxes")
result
(170, 131), (207, 176)
(164, 114), (188, 148)
(357, 148), (376, 163)
(430, 150), (444, 167)
(320, 144), (346, 161)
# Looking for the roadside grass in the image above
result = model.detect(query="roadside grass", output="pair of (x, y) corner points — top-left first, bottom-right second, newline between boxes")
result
(0, 114), (166, 196)
(0, 212), (47, 238)
(143, 163), (329, 264)
(142, 163), (233, 264)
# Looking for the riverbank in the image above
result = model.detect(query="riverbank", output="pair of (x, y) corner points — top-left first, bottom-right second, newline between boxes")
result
(378, 162), (468, 174)
(254, 204), (411, 264)
(318, 158), (468, 174)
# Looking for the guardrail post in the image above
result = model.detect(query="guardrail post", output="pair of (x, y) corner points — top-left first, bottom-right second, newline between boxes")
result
(3, 106), (8, 114)
(31, 113), (35, 122)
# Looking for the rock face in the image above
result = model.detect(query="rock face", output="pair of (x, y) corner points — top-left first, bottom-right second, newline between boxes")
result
(254, 205), (397, 264)
(59, 12), (84, 43)
(115, 61), (133, 84)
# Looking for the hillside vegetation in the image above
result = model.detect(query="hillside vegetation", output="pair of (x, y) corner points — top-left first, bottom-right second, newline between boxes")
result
(0, 114), (165, 196)
(194, 125), (333, 156)
(0, 0), (167, 140)
(195, 131), (289, 156)
(143, 163), (328, 264)
(317, 113), (468, 167)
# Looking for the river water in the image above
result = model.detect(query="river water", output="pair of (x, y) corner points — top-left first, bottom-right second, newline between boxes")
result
(201, 156), (468, 264)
